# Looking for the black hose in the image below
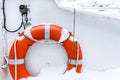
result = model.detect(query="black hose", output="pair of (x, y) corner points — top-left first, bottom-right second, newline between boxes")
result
(2, 0), (23, 32)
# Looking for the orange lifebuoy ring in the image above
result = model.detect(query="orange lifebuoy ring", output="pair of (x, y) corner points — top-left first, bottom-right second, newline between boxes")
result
(8, 24), (82, 80)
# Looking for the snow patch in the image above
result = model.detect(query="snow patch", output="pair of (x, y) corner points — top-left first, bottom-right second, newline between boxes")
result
(56, 0), (120, 19)
(20, 66), (120, 80)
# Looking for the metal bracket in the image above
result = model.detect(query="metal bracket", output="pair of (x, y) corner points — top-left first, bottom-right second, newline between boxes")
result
(0, 55), (8, 69)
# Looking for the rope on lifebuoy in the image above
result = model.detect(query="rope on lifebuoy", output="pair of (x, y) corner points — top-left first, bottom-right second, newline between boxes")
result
(14, 40), (17, 80)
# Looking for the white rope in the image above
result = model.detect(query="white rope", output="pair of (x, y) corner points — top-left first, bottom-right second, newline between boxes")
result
(68, 8), (76, 66)
(14, 40), (17, 80)
(76, 42), (80, 71)
(0, 9), (8, 80)
(1, 17), (8, 69)
(63, 8), (76, 74)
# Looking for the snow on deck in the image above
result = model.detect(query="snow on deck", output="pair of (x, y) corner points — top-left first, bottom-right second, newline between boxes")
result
(57, 0), (120, 19)
(21, 66), (120, 80)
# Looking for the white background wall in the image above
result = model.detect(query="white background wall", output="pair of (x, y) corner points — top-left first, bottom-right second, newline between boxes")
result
(0, 0), (120, 80)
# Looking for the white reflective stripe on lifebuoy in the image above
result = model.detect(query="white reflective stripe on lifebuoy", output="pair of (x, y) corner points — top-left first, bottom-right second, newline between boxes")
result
(9, 59), (24, 65)
(45, 25), (50, 39)
(69, 59), (82, 65)
(24, 27), (38, 42)
(58, 28), (69, 43)
(69, 36), (77, 42)
(16, 36), (25, 41)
